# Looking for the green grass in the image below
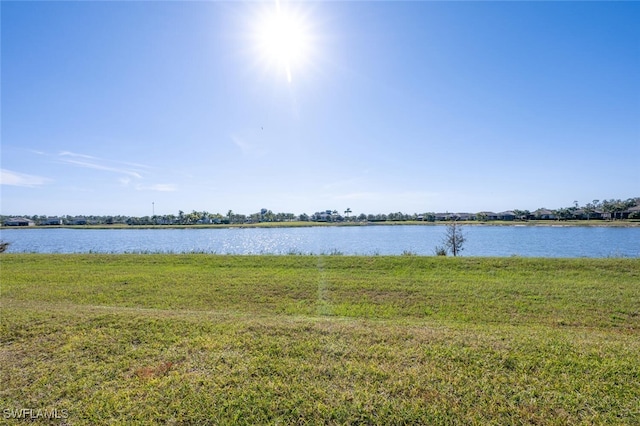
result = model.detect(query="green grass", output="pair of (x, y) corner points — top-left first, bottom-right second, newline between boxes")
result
(1, 255), (639, 424)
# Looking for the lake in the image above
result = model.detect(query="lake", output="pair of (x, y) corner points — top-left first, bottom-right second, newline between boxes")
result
(1, 225), (639, 257)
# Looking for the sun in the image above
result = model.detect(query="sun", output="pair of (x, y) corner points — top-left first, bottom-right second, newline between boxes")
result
(253, 1), (313, 83)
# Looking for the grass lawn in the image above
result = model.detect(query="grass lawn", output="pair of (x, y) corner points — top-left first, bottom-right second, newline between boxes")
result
(1, 254), (639, 424)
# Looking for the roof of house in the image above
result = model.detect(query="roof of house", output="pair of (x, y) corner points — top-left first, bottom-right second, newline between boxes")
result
(534, 209), (555, 215)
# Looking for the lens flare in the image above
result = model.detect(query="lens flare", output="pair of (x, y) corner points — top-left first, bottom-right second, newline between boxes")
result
(253, 1), (313, 83)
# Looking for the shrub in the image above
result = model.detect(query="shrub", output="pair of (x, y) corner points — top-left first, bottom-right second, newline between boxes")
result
(434, 246), (447, 256)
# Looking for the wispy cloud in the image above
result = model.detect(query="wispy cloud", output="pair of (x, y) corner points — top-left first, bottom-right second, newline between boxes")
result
(135, 183), (177, 192)
(120, 177), (176, 192)
(59, 151), (152, 170)
(0, 169), (51, 187)
(62, 158), (143, 178)
(119, 177), (132, 187)
(231, 134), (266, 156)
(59, 151), (98, 160)
(231, 135), (251, 154)
(23, 150), (177, 193)
(57, 151), (144, 178)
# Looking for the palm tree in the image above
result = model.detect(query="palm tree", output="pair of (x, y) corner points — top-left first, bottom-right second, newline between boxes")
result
(583, 202), (597, 220)
(344, 208), (352, 219)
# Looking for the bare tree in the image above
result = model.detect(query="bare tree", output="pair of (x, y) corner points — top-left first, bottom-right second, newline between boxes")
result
(442, 220), (466, 256)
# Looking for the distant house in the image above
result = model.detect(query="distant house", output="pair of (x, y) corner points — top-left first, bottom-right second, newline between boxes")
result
(42, 217), (63, 225)
(4, 217), (35, 226)
(454, 213), (475, 221)
(72, 217), (87, 225)
(570, 209), (585, 220)
(312, 211), (333, 222)
(568, 209), (603, 220)
(623, 205), (640, 219)
(497, 211), (516, 221)
(570, 209), (594, 220)
(154, 217), (173, 225)
(534, 209), (557, 220)
(476, 212), (498, 221)
(416, 213), (436, 222)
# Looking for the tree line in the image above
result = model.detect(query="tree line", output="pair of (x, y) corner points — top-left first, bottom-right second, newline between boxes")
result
(2, 197), (638, 226)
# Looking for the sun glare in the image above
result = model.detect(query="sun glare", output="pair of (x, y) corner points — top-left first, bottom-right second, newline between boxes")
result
(254, 1), (313, 83)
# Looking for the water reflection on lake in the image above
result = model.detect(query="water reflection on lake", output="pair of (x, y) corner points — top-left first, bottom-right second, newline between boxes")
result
(1, 225), (639, 257)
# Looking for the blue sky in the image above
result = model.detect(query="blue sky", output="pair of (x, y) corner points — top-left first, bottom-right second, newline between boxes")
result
(2, 1), (638, 217)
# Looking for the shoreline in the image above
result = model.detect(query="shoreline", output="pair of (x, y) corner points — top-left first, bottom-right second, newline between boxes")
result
(2, 219), (640, 230)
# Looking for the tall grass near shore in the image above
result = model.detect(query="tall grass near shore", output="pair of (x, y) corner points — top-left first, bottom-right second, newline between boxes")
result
(1, 255), (639, 424)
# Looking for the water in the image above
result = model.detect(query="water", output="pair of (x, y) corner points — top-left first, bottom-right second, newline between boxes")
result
(2, 225), (639, 257)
